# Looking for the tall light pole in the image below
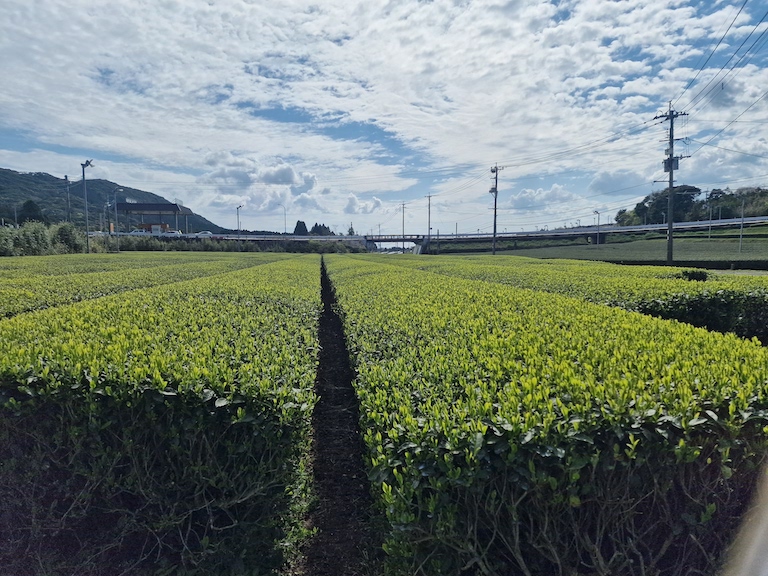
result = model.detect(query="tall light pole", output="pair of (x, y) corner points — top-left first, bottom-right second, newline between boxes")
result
(237, 204), (243, 239)
(277, 204), (286, 234)
(593, 210), (600, 247)
(81, 160), (93, 253)
(113, 187), (123, 252)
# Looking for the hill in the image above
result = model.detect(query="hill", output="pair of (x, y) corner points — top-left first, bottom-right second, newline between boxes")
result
(0, 168), (226, 233)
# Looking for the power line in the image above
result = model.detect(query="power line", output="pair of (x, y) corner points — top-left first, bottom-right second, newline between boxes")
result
(690, 87), (768, 155)
(689, 139), (768, 160)
(673, 0), (750, 107)
(684, 7), (768, 114)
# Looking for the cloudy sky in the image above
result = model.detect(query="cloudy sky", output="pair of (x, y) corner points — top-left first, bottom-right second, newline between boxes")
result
(1, 0), (767, 234)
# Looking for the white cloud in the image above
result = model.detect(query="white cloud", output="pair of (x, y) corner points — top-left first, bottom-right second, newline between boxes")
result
(344, 193), (383, 214)
(294, 193), (325, 212)
(506, 184), (580, 213)
(0, 0), (766, 233)
(588, 170), (649, 196)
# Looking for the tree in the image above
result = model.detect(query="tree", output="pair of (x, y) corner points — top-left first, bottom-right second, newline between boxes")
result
(620, 185), (702, 225)
(347, 223), (355, 236)
(293, 220), (308, 235)
(615, 209), (639, 226)
(18, 200), (46, 224)
(310, 223), (334, 236)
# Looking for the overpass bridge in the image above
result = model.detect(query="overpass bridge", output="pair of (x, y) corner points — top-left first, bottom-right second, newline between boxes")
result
(101, 216), (768, 252)
(362, 216), (768, 250)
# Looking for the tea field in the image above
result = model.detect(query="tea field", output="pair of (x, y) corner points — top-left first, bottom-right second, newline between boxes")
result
(1, 252), (767, 575)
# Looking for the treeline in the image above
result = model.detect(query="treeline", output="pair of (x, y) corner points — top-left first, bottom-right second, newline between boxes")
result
(0, 221), (366, 257)
(615, 185), (768, 225)
(292, 221), (340, 235)
(0, 222), (86, 256)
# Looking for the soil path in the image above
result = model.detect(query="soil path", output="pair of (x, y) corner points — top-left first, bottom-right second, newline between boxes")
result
(297, 260), (379, 575)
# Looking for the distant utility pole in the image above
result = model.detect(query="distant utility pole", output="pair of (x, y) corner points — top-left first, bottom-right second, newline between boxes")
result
(490, 164), (504, 255)
(739, 197), (745, 253)
(81, 159), (94, 253)
(654, 103), (687, 266)
(65, 175), (71, 222)
(594, 210), (600, 247)
(426, 194), (432, 253)
(401, 202), (406, 253)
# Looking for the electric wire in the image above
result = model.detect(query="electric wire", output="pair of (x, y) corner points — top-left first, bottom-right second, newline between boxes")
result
(684, 7), (768, 115)
(673, 0), (750, 108)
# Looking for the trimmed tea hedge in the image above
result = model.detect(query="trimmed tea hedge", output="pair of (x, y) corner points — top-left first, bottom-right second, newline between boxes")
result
(369, 254), (768, 343)
(0, 252), (291, 318)
(0, 256), (320, 574)
(326, 255), (768, 576)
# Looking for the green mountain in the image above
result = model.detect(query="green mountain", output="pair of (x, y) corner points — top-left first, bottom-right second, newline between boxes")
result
(0, 168), (227, 233)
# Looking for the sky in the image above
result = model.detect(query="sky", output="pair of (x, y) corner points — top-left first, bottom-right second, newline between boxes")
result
(1, 0), (767, 235)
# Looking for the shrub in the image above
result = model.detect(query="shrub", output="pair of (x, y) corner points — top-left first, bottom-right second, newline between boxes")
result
(50, 222), (86, 254)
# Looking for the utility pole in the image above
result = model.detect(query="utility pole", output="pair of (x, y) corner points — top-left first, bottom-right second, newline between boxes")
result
(65, 175), (70, 222)
(426, 194), (432, 254)
(490, 164), (504, 255)
(654, 103), (687, 266)
(739, 197), (745, 253)
(81, 159), (93, 253)
(401, 202), (406, 254)
(594, 210), (600, 247)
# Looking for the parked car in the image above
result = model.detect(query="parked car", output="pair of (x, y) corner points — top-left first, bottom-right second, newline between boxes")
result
(196, 230), (213, 236)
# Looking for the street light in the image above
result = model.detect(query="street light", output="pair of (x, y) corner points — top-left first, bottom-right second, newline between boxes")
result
(593, 210), (600, 247)
(81, 160), (93, 253)
(236, 204), (243, 240)
(113, 187), (123, 252)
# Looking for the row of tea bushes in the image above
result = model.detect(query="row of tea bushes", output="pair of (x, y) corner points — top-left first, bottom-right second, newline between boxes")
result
(0, 256), (320, 574)
(326, 256), (768, 576)
(370, 254), (768, 342)
(0, 252), (292, 318)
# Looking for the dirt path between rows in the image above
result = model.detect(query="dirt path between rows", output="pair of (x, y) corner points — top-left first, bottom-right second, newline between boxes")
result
(290, 260), (382, 575)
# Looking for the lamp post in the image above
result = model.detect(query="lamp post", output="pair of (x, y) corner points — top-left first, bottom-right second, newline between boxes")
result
(277, 203), (286, 234)
(236, 204), (243, 239)
(593, 210), (600, 247)
(113, 187), (123, 252)
(81, 160), (93, 253)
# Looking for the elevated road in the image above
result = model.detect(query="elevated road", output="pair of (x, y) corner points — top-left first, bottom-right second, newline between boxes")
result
(362, 216), (768, 245)
(97, 216), (768, 249)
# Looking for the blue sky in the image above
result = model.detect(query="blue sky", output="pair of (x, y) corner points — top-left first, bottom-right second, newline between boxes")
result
(1, 0), (767, 234)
